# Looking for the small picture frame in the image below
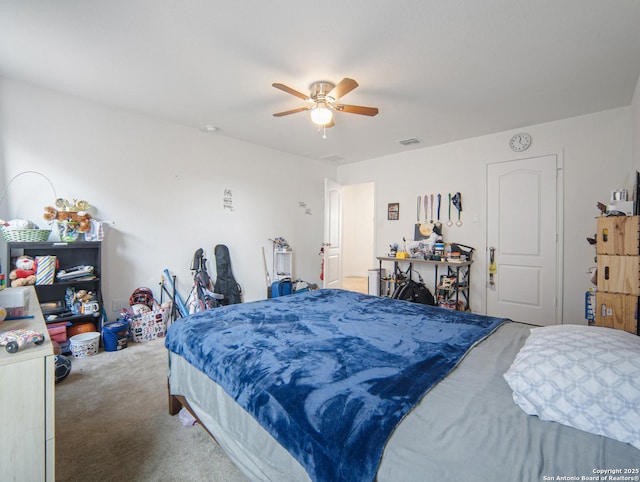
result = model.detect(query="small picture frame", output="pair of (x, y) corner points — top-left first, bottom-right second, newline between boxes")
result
(387, 203), (399, 220)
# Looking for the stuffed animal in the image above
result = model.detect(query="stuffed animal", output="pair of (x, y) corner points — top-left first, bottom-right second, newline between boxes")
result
(74, 290), (95, 303)
(43, 199), (93, 233)
(9, 255), (37, 287)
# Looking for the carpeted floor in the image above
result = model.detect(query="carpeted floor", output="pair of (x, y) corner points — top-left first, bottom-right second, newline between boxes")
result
(55, 338), (247, 482)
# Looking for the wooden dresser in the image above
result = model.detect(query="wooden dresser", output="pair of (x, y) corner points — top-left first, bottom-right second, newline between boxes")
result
(595, 215), (640, 334)
(0, 286), (55, 481)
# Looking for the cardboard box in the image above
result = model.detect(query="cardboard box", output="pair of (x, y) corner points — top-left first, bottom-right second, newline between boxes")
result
(607, 201), (635, 216)
(129, 308), (169, 343)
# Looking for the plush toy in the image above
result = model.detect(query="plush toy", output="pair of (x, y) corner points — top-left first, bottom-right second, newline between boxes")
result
(74, 290), (95, 303)
(9, 255), (37, 287)
(43, 199), (93, 233)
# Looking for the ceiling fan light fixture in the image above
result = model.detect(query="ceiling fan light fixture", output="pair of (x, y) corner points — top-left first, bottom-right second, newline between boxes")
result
(310, 103), (333, 126)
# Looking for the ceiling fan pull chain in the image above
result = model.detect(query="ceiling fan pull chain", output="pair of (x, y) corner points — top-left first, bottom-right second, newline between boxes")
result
(322, 126), (327, 139)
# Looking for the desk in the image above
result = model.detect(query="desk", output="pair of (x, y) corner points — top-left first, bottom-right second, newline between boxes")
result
(377, 257), (472, 310)
(0, 286), (55, 481)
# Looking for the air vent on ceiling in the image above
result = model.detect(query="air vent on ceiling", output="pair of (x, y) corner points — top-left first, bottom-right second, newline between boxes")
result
(319, 154), (344, 162)
(398, 137), (421, 146)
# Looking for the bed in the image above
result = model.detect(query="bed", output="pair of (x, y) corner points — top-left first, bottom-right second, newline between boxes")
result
(165, 289), (640, 481)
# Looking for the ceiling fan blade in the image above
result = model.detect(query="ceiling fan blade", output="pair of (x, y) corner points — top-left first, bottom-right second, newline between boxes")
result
(272, 83), (309, 101)
(334, 104), (379, 116)
(328, 78), (358, 101)
(273, 107), (310, 117)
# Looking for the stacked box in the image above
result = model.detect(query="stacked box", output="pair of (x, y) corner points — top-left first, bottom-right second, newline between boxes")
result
(595, 215), (640, 334)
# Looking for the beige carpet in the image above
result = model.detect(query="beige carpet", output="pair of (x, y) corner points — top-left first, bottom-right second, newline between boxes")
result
(55, 339), (247, 482)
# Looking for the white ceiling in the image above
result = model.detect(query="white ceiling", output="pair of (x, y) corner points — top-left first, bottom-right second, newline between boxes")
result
(1, 1), (640, 164)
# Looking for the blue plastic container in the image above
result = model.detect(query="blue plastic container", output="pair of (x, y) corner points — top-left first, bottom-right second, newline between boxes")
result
(102, 320), (129, 352)
(271, 279), (292, 297)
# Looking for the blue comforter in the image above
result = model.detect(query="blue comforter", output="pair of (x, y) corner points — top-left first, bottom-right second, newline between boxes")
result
(165, 289), (508, 481)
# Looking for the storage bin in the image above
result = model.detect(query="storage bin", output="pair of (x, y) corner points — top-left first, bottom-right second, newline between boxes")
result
(0, 287), (30, 318)
(594, 292), (638, 334)
(597, 255), (640, 295)
(1, 227), (51, 243)
(102, 320), (129, 351)
(47, 322), (70, 344)
(69, 332), (100, 358)
(596, 215), (640, 255)
(129, 308), (168, 343)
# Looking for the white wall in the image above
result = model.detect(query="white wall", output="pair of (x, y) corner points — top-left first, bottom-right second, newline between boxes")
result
(338, 107), (633, 324)
(342, 182), (374, 277)
(633, 73), (640, 170)
(3, 76), (636, 326)
(0, 78), (336, 316)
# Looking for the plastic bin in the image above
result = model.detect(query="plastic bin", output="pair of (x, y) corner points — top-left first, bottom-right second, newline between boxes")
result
(47, 322), (71, 343)
(0, 287), (30, 318)
(102, 321), (129, 352)
(69, 332), (100, 358)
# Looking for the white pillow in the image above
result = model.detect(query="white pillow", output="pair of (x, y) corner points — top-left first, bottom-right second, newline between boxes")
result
(503, 324), (640, 449)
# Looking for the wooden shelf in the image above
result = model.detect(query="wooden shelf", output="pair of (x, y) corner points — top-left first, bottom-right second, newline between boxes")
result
(6, 241), (104, 332)
(376, 256), (472, 268)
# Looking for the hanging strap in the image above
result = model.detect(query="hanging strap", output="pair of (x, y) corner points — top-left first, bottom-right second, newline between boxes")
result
(424, 195), (429, 222)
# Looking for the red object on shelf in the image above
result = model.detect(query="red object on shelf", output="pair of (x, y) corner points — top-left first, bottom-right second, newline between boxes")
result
(47, 322), (70, 343)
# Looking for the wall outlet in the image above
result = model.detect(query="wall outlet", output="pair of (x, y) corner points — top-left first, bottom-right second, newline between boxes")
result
(111, 299), (128, 312)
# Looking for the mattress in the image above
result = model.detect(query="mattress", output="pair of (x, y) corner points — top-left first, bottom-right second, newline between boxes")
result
(168, 319), (640, 481)
(165, 289), (508, 481)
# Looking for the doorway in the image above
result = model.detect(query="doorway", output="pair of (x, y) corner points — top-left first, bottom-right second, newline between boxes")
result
(323, 180), (375, 294)
(342, 182), (375, 293)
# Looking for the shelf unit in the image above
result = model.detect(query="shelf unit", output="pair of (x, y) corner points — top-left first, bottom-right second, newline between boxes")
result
(273, 249), (292, 281)
(594, 215), (639, 334)
(6, 241), (103, 331)
(376, 256), (472, 310)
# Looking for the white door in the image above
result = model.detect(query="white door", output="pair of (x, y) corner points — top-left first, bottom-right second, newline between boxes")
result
(486, 155), (559, 325)
(323, 179), (343, 289)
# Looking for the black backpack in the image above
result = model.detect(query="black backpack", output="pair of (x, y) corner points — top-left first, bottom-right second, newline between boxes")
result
(392, 270), (435, 306)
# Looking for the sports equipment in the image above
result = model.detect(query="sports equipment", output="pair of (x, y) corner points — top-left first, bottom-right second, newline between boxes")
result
(54, 354), (72, 383)
(213, 245), (242, 305)
(129, 287), (154, 308)
(190, 248), (223, 312)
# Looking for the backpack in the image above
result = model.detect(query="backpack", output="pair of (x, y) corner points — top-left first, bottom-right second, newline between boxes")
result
(392, 270), (435, 306)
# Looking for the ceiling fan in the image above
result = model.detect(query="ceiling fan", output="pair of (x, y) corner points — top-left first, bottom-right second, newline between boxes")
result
(272, 78), (379, 130)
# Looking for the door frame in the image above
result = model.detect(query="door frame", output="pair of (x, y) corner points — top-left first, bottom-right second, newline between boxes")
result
(485, 151), (564, 325)
(323, 179), (377, 289)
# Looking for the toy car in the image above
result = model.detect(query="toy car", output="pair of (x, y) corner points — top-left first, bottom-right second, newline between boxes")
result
(0, 329), (45, 353)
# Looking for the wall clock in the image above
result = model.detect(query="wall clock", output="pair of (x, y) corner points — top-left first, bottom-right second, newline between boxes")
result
(509, 133), (532, 152)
